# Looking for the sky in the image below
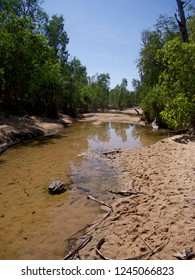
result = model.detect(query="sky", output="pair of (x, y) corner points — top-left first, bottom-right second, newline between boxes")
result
(42, 0), (189, 89)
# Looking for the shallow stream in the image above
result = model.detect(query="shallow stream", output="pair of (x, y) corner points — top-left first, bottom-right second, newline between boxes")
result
(0, 120), (166, 259)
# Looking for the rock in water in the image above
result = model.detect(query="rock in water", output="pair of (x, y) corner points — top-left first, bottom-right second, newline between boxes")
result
(48, 180), (67, 194)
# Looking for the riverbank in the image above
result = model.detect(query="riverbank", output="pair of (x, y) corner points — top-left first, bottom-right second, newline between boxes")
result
(80, 108), (144, 125)
(0, 109), (143, 154)
(77, 134), (195, 260)
(0, 114), (73, 153)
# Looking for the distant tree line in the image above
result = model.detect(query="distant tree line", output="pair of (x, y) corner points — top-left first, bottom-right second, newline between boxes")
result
(133, 2), (195, 130)
(0, 0), (137, 118)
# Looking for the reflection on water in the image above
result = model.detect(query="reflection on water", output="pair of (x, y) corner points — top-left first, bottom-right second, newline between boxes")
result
(0, 120), (167, 259)
(87, 122), (166, 151)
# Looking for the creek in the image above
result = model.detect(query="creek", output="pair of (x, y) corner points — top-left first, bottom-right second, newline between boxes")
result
(0, 120), (166, 259)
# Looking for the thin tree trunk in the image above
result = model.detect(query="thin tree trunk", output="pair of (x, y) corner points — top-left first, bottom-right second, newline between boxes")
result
(175, 0), (189, 42)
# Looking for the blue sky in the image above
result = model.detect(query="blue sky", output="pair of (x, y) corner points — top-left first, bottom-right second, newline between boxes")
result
(42, 0), (185, 89)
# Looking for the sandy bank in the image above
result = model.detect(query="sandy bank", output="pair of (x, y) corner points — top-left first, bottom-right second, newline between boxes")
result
(77, 135), (195, 260)
(80, 109), (144, 126)
(0, 114), (73, 153)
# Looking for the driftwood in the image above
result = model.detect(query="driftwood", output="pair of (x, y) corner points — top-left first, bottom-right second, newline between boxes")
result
(63, 235), (92, 260)
(95, 235), (170, 260)
(63, 195), (113, 260)
(107, 189), (146, 196)
(87, 195), (113, 211)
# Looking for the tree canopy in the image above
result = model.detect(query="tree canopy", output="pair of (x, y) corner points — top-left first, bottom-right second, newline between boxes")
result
(1, 0), (127, 117)
(134, 4), (195, 129)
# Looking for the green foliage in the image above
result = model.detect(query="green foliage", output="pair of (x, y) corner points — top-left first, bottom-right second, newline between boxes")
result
(109, 78), (134, 110)
(138, 30), (164, 88)
(82, 73), (110, 110)
(60, 57), (88, 115)
(156, 39), (195, 129)
(137, 10), (195, 129)
(0, 12), (60, 115)
(0, 0), (69, 116)
(0, 0), (48, 29)
(79, 85), (94, 111)
(44, 15), (69, 63)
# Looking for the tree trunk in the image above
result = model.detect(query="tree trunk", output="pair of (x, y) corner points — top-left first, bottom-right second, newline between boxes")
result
(175, 0), (189, 42)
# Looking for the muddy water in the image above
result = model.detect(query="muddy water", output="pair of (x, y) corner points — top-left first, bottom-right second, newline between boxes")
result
(0, 121), (166, 259)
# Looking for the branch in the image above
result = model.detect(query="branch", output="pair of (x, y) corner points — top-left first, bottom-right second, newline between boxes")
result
(95, 235), (170, 260)
(107, 189), (146, 196)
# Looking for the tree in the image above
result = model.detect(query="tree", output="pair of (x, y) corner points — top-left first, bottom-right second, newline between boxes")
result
(118, 78), (128, 110)
(130, 79), (143, 106)
(156, 38), (195, 129)
(137, 13), (182, 124)
(61, 57), (88, 116)
(79, 85), (94, 111)
(0, 10), (62, 116)
(108, 78), (132, 110)
(138, 30), (164, 88)
(155, 14), (179, 42)
(175, 0), (189, 42)
(44, 15), (69, 63)
(0, 0), (48, 29)
(96, 73), (110, 110)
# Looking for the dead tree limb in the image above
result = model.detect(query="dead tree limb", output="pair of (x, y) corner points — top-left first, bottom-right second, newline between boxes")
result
(87, 195), (113, 211)
(95, 235), (170, 260)
(63, 235), (92, 260)
(63, 195), (113, 260)
(134, 108), (140, 115)
(107, 189), (146, 196)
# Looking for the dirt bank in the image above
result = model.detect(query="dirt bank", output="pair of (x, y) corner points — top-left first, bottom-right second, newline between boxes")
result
(0, 114), (73, 153)
(74, 135), (195, 260)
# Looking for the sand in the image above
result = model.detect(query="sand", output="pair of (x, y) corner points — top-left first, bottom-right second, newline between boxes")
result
(78, 134), (195, 260)
(0, 114), (73, 153)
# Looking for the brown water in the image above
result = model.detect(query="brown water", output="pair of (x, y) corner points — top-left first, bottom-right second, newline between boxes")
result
(0, 121), (166, 259)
